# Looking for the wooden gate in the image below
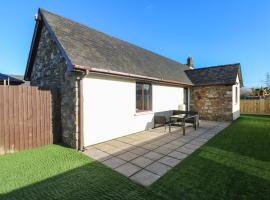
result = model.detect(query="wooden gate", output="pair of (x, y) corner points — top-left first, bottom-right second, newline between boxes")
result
(0, 85), (53, 154)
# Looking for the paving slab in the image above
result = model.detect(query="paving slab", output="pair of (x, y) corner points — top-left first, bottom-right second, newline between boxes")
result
(158, 156), (180, 167)
(116, 137), (135, 143)
(151, 139), (169, 146)
(141, 143), (159, 150)
(103, 147), (124, 155)
(130, 156), (154, 168)
(199, 134), (214, 140)
(176, 146), (196, 155)
(182, 143), (200, 150)
(168, 151), (188, 160)
(179, 138), (193, 143)
(129, 147), (149, 155)
(102, 157), (126, 169)
(169, 140), (186, 147)
(154, 146), (173, 155)
(83, 148), (111, 161)
(159, 137), (175, 143)
(117, 151), (139, 161)
(190, 139), (206, 146)
(143, 151), (164, 161)
(93, 143), (115, 151)
(115, 163), (141, 177)
(162, 143), (179, 150)
(106, 140), (133, 149)
(195, 137), (209, 142)
(130, 169), (160, 186)
(146, 162), (171, 176)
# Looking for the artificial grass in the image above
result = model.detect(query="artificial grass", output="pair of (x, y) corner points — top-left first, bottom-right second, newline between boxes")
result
(0, 115), (270, 200)
(151, 115), (270, 200)
(0, 145), (162, 200)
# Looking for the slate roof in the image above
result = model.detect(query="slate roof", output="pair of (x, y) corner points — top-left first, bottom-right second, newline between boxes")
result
(185, 63), (243, 87)
(25, 9), (244, 87)
(0, 73), (24, 85)
(25, 9), (193, 85)
(9, 75), (29, 85)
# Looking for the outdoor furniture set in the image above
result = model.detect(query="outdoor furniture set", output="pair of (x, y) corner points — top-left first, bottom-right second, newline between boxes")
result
(153, 110), (199, 135)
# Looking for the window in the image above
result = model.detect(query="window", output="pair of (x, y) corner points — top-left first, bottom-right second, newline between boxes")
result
(136, 82), (152, 112)
(184, 88), (189, 110)
(235, 87), (238, 104)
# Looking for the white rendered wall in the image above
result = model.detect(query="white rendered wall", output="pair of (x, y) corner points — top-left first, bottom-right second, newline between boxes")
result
(83, 74), (185, 146)
(232, 75), (240, 120)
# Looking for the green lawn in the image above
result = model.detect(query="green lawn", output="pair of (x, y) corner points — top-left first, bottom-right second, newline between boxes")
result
(151, 115), (270, 200)
(0, 144), (162, 200)
(1, 115), (270, 200)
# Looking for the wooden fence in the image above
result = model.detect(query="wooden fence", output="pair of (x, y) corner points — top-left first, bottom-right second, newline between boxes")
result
(240, 99), (270, 114)
(0, 85), (53, 155)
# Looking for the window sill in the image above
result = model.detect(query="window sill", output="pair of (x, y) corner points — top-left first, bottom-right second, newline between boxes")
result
(134, 111), (153, 116)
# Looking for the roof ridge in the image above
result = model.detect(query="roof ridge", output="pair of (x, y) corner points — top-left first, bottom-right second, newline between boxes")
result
(39, 8), (188, 68)
(185, 63), (240, 71)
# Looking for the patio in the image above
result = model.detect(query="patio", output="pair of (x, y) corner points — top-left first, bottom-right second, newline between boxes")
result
(83, 120), (230, 186)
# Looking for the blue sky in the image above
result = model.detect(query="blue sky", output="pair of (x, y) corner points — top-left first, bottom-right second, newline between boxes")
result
(0, 0), (269, 87)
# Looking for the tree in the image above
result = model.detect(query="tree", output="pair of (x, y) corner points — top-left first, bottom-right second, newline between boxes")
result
(251, 87), (256, 96)
(240, 87), (252, 98)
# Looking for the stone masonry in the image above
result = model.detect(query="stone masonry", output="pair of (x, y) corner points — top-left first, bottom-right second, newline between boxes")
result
(190, 85), (233, 121)
(30, 26), (82, 148)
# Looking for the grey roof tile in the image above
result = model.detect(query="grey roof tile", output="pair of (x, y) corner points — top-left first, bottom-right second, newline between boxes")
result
(39, 9), (193, 85)
(185, 63), (243, 86)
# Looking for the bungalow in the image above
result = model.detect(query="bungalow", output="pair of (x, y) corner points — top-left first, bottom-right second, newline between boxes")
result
(24, 9), (243, 149)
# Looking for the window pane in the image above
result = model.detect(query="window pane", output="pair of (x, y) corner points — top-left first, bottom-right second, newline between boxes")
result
(144, 84), (151, 110)
(136, 82), (152, 112)
(235, 87), (238, 103)
(184, 88), (188, 111)
(184, 88), (187, 105)
(136, 83), (142, 111)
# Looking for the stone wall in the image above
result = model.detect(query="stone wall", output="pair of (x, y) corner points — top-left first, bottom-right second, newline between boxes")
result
(30, 26), (81, 148)
(190, 85), (233, 121)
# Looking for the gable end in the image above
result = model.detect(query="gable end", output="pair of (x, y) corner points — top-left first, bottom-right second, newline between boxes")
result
(24, 9), (73, 81)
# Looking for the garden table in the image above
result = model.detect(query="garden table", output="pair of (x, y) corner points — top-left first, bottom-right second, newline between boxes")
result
(169, 113), (198, 135)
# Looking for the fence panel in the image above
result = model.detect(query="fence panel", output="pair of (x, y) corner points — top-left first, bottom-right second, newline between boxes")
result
(0, 85), (53, 155)
(240, 99), (270, 114)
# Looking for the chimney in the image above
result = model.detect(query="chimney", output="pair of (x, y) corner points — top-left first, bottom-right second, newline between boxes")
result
(187, 57), (194, 69)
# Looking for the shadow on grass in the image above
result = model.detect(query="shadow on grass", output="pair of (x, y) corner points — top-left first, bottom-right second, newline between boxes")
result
(0, 122), (212, 200)
(0, 160), (161, 200)
(0, 144), (163, 200)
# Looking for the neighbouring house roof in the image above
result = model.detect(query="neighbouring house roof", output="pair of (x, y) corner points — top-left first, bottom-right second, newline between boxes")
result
(185, 63), (243, 87)
(0, 73), (24, 85)
(24, 8), (193, 86)
(8, 75), (30, 85)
